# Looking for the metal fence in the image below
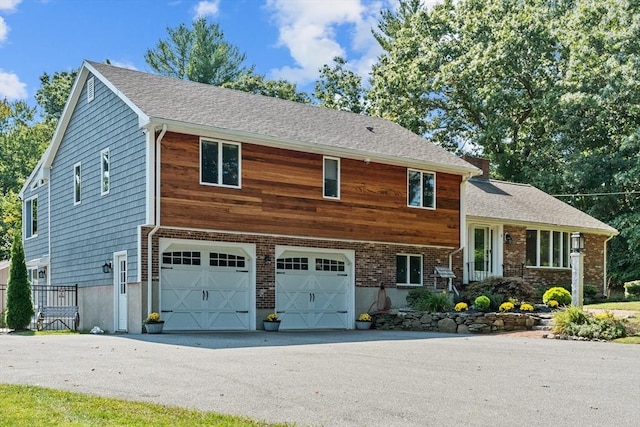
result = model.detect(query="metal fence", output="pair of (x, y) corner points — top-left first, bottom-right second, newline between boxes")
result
(0, 284), (78, 330)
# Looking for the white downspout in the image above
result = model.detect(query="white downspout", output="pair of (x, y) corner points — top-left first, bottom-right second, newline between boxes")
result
(603, 234), (614, 296)
(460, 174), (470, 285)
(147, 124), (167, 316)
(448, 246), (464, 295)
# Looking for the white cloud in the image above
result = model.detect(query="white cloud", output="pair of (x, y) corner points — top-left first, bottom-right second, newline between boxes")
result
(0, 16), (7, 43)
(193, 0), (219, 18)
(108, 60), (139, 71)
(266, 0), (398, 86)
(0, 69), (27, 100)
(0, 0), (22, 12)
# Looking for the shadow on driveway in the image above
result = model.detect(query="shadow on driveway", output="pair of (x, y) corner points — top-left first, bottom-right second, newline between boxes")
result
(116, 329), (463, 350)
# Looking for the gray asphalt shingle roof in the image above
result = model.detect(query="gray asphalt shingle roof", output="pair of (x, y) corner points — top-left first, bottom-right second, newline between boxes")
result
(88, 61), (477, 173)
(466, 178), (617, 234)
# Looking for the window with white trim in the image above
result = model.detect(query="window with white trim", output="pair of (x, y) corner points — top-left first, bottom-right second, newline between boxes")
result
(162, 251), (201, 266)
(396, 254), (422, 286)
(25, 197), (38, 239)
(323, 156), (340, 199)
(100, 148), (110, 195)
(408, 169), (435, 209)
(200, 139), (240, 187)
(73, 162), (82, 205)
(87, 76), (95, 103)
(526, 229), (571, 268)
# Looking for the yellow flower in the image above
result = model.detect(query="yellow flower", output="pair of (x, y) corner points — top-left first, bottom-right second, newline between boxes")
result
(520, 303), (534, 312)
(266, 313), (279, 322)
(145, 312), (161, 323)
(358, 313), (372, 322)
(499, 302), (515, 312)
(594, 312), (613, 320)
(548, 300), (559, 308)
(454, 302), (468, 312)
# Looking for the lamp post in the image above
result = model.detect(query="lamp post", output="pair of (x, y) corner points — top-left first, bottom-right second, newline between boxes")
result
(570, 232), (585, 308)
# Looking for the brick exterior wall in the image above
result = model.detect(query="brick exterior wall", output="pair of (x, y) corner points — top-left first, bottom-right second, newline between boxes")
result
(141, 227), (463, 310)
(502, 226), (608, 293)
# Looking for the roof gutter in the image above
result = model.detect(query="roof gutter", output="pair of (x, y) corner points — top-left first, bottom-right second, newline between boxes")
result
(147, 124), (167, 316)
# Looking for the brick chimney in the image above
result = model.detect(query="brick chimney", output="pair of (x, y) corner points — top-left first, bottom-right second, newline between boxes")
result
(463, 156), (490, 179)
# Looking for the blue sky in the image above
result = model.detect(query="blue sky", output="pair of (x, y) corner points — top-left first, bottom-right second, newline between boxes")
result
(0, 0), (440, 106)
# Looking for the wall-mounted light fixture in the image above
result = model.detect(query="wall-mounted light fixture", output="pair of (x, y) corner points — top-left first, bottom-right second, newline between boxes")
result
(504, 233), (513, 244)
(570, 232), (585, 253)
(102, 261), (113, 273)
(264, 255), (272, 265)
(38, 269), (46, 279)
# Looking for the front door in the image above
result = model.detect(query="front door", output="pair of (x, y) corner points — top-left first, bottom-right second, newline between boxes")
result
(115, 253), (127, 331)
(470, 227), (494, 281)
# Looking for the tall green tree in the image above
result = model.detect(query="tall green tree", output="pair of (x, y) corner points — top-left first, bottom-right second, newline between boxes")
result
(5, 233), (33, 330)
(35, 70), (77, 121)
(145, 18), (252, 85)
(222, 74), (311, 103)
(314, 57), (367, 113)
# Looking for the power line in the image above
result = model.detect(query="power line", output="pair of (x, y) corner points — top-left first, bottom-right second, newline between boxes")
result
(552, 190), (640, 197)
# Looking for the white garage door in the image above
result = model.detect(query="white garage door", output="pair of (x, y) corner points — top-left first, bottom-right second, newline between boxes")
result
(275, 249), (353, 330)
(160, 240), (254, 331)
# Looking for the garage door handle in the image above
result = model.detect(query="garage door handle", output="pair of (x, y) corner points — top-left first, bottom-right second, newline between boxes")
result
(161, 266), (173, 270)
(236, 310), (249, 313)
(236, 270), (249, 273)
(337, 273), (348, 276)
(338, 311), (348, 313)
(161, 310), (173, 313)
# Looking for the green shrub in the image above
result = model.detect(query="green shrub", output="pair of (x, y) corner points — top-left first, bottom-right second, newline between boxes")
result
(542, 287), (572, 306)
(462, 277), (535, 304)
(485, 292), (504, 311)
(474, 295), (491, 311)
(406, 287), (432, 308)
(584, 284), (598, 298)
(553, 308), (627, 340)
(406, 288), (452, 312)
(5, 234), (34, 330)
(624, 280), (640, 299)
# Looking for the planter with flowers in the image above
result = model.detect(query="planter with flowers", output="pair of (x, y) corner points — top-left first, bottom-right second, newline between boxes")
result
(144, 312), (164, 334)
(263, 313), (281, 331)
(355, 313), (373, 330)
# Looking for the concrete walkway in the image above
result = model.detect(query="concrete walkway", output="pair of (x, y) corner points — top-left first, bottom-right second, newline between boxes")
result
(1, 330), (639, 426)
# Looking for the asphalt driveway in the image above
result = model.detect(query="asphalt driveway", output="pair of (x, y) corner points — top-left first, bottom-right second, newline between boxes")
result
(1, 330), (639, 426)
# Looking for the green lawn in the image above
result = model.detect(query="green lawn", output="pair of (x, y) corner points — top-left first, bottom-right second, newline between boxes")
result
(585, 301), (640, 311)
(0, 384), (287, 426)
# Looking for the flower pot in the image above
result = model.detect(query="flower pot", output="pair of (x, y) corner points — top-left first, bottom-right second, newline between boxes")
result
(263, 320), (281, 331)
(145, 321), (164, 334)
(355, 320), (372, 330)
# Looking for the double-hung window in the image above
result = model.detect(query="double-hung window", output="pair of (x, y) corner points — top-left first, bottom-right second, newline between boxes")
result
(100, 148), (110, 195)
(323, 156), (340, 199)
(408, 169), (436, 209)
(25, 197), (38, 239)
(396, 254), (423, 286)
(200, 139), (240, 187)
(73, 162), (82, 205)
(526, 229), (571, 268)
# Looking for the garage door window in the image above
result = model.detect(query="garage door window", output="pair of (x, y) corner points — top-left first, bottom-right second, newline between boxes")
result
(277, 257), (309, 270)
(316, 258), (345, 272)
(210, 253), (246, 267)
(162, 251), (201, 265)
(396, 254), (422, 286)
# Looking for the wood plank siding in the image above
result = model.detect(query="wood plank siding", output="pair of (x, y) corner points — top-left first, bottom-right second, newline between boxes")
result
(160, 132), (462, 247)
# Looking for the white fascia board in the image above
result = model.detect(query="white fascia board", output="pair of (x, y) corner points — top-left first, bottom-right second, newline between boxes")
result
(466, 215), (619, 236)
(147, 118), (481, 177)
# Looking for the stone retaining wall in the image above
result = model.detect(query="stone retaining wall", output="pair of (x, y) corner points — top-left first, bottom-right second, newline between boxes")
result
(374, 310), (538, 334)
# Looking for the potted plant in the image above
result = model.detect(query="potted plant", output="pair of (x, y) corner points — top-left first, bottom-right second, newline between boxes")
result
(355, 313), (373, 330)
(263, 313), (281, 331)
(144, 312), (164, 334)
